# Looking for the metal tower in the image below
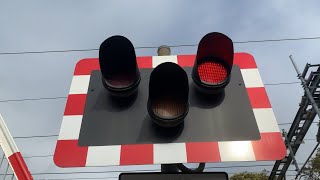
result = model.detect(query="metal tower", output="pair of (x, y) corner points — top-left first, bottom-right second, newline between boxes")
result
(269, 56), (320, 180)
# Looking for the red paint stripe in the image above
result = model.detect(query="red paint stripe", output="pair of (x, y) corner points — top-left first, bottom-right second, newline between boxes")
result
(74, 59), (100, 75)
(8, 152), (33, 180)
(186, 142), (221, 163)
(247, 87), (271, 108)
(120, 144), (153, 165)
(64, 94), (87, 115)
(54, 140), (88, 167)
(177, 55), (196, 67)
(234, 53), (257, 69)
(137, 56), (152, 68)
(252, 132), (286, 160)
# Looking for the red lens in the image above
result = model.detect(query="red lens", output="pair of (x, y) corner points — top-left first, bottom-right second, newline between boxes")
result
(198, 61), (228, 84)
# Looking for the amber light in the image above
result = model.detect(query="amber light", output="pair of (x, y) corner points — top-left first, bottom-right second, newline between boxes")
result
(198, 61), (228, 84)
(105, 74), (135, 88)
(152, 98), (185, 118)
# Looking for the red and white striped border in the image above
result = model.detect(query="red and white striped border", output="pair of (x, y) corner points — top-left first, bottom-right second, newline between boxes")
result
(54, 53), (286, 167)
(0, 114), (33, 179)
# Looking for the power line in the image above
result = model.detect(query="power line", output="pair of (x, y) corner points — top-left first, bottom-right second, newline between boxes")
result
(1, 36), (320, 55)
(264, 82), (300, 86)
(46, 175), (299, 180)
(3, 138), (315, 161)
(0, 80), (313, 140)
(13, 134), (58, 139)
(24, 154), (53, 159)
(278, 121), (319, 126)
(0, 156), (304, 178)
(0, 49), (99, 55)
(43, 178), (119, 180)
(3, 140), (319, 161)
(233, 36), (320, 43)
(0, 154), (53, 160)
(10, 121), (320, 140)
(23, 165), (299, 176)
(0, 96), (67, 103)
(45, 174), (299, 180)
(0, 81), (303, 104)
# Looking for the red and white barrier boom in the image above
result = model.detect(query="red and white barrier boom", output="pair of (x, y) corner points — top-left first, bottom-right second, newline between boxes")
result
(0, 114), (33, 180)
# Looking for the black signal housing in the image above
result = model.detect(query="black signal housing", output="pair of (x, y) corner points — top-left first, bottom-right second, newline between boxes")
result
(192, 32), (234, 94)
(147, 62), (189, 128)
(99, 35), (141, 97)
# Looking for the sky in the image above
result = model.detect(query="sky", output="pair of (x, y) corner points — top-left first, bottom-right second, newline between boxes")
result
(0, 0), (320, 179)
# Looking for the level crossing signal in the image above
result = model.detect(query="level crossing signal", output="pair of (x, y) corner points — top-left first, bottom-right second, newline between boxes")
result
(54, 31), (285, 169)
(98, 32), (234, 128)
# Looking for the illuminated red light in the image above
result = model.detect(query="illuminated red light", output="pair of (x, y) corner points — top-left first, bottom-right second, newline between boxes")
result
(198, 61), (228, 84)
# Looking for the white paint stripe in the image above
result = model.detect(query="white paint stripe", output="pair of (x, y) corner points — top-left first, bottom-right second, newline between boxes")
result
(58, 115), (83, 140)
(69, 75), (90, 94)
(240, 69), (264, 88)
(152, 55), (178, 68)
(253, 108), (280, 133)
(0, 127), (14, 156)
(154, 143), (187, 164)
(218, 141), (255, 161)
(86, 145), (121, 166)
(0, 114), (18, 157)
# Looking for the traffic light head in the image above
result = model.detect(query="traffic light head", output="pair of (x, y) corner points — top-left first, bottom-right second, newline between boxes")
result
(148, 62), (189, 128)
(99, 35), (141, 97)
(192, 32), (234, 94)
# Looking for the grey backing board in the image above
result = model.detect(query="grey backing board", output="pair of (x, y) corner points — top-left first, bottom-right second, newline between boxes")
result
(78, 66), (260, 146)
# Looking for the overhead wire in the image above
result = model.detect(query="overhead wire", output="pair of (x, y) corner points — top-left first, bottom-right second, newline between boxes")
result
(9, 122), (320, 139)
(0, 154), (53, 161)
(278, 121), (320, 125)
(43, 174), (300, 180)
(0, 97), (66, 103)
(1, 36), (320, 55)
(8, 162), (309, 176)
(264, 82), (300, 86)
(18, 168), (298, 176)
(6, 134), (320, 160)
(14, 134), (59, 139)
(46, 174), (299, 180)
(0, 81), (303, 104)
(7, 134), (320, 161)
(0, 153), (309, 178)
(0, 161), (304, 179)
(0, 35), (318, 178)
(24, 154), (53, 159)
(10, 123), (320, 140)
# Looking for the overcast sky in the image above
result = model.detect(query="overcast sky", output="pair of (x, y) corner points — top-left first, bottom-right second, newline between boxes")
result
(1, 0), (320, 179)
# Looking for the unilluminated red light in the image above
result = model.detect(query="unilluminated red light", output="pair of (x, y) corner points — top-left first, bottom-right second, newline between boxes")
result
(198, 61), (227, 83)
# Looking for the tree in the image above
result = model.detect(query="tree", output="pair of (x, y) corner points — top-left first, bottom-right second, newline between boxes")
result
(230, 170), (268, 180)
(301, 148), (320, 180)
(230, 147), (320, 180)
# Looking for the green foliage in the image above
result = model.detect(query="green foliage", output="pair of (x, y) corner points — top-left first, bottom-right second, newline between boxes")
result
(301, 148), (320, 180)
(230, 171), (268, 180)
(230, 147), (320, 180)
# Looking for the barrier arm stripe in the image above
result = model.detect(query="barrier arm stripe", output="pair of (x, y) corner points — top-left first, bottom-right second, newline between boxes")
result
(0, 114), (33, 180)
